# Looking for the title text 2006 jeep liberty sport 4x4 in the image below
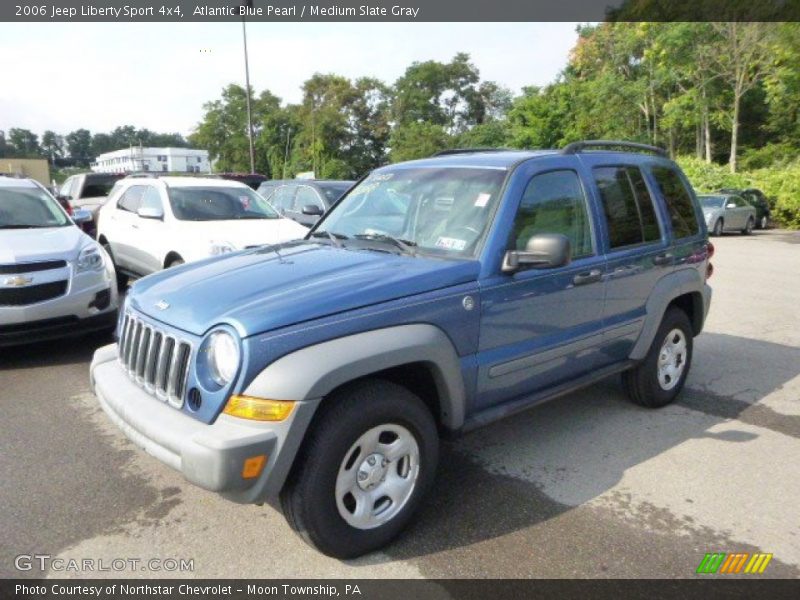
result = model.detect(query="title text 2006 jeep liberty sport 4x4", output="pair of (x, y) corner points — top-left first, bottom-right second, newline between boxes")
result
(91, 141), (713, 558)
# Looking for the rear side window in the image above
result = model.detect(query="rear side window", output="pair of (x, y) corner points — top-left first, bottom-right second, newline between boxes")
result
(650, 167), (700, 239)
(512, 170), (593, 258)
(593, 166), (661, 249)
(117, 186), (146, 213)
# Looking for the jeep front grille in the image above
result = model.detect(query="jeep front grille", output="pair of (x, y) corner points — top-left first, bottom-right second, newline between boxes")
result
(117, 312), (192, 408)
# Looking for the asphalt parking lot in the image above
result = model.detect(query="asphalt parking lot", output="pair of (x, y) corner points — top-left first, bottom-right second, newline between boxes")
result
(1, 229), (799, 579)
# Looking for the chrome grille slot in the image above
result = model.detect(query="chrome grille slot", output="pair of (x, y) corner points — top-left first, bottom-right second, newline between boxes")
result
(144, 332), (162, 390)
(115, 310), (193, 410)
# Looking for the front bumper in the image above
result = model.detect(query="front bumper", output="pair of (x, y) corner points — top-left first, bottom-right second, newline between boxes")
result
(90, 344), (319, 504)
(0, 311), (117, 347)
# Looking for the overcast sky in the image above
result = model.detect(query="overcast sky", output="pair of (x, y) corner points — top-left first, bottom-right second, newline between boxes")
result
(0, 22), (579, 138)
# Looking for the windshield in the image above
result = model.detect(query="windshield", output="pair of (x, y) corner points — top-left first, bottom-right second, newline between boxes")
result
(168, 186), (279, 221)
(318, 183), (352, 203)
(0, 187), (71, 229)
(82, 175), (123, 198)
(317, 167), (506, 257)
(699, 196), (726, 209)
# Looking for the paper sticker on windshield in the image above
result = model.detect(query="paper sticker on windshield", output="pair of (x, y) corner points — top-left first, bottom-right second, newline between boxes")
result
(474, 192), (491, 207)
(435, 237), (467, 251)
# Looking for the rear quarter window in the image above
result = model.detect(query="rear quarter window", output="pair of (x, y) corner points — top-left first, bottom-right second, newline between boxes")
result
(650, 167), (700, 239)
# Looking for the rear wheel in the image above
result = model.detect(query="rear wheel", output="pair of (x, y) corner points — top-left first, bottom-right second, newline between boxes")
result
(101, 242), (128, 289)
(759, 215), (768, 230)
(623, 307), (693, 408)
(742, 217), (754, 235)
(280, 380), (439, 559)
(712, 219), (723, 236)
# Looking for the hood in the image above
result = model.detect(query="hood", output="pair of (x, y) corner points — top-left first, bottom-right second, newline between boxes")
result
(129, 242), (479, 337)
(0, 225), (87, 264)
(179, 218), (308, 248)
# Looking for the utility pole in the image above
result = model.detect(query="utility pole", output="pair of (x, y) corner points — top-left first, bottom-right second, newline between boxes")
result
(242, 1), (255, 174)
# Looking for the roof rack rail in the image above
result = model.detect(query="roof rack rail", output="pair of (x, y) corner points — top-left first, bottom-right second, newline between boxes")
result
(432, 148), (510, 157)
(562, 140), (668, 157)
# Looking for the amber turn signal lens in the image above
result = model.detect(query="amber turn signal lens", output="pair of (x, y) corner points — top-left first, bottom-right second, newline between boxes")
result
(223, 395), (295, 421)
(241, 455), (267, 479)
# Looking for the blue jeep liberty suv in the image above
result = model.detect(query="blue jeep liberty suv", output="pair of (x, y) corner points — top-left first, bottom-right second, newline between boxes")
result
(91, 141), (713, 558)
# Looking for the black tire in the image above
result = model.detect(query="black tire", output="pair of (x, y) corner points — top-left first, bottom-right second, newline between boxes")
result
(623, 307), (693, 408)
(280, 379), (439, 559)
(742, 217), (754, 235)
(102, 242), (128, 289)
(711, 219), (723, 236)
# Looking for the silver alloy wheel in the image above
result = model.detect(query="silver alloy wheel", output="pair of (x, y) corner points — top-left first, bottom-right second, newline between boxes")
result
(335, 424), (420, 530)
(760, 215), (768, 229)
(657, 328), (687, 391)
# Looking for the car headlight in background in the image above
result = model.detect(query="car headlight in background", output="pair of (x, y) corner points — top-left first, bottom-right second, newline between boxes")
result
(206, 330), (240, 386)
(209, 241), (236, 256)
(76, 243), (105, 273)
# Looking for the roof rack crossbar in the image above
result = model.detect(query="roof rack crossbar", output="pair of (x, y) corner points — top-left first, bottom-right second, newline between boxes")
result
(432, 148), (510, 157)
(562, 140), (668, 157)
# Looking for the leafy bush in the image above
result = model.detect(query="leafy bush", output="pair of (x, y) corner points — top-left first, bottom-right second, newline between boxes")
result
(677, 156), (800, 229)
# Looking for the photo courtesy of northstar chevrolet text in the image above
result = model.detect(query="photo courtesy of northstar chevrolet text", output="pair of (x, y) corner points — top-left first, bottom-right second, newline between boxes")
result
(1, 0), (799, 596)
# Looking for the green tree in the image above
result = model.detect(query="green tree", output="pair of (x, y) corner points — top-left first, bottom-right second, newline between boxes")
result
(8, 128), (41, 157)
(389, 122), (452, 162)
(41, 130), (64, 163)
(65, 129), (93, 166)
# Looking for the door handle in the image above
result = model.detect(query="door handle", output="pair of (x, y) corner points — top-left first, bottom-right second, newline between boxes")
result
(573, 269), (603, 286)
(131, 223), (139, 229)
(653, 253), (673, 266)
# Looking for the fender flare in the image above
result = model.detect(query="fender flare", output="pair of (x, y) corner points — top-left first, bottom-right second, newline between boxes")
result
(243, 323), (467, 430)
(629, 268), (710, 360)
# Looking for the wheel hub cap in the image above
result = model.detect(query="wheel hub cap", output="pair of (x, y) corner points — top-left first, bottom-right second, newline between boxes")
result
(357, 453), (388, 491)
(335, 424), (420, 530)
(657, 328), (687, 391)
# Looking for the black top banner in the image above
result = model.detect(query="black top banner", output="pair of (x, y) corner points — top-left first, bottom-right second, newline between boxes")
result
(3, 0), (800, 22)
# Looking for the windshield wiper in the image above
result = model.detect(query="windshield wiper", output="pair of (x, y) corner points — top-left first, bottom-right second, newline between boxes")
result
(310, 230), (349, 248)
(354, 233), (417, 256)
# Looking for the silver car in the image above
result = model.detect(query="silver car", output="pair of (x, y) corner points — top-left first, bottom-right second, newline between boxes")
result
(699, 193), (757, 236)
(0, 176), (119, 346)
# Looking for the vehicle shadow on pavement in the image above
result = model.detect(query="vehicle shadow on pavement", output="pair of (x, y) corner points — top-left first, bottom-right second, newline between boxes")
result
(0, 330), (114, 371)
(376, 331), (800, 571)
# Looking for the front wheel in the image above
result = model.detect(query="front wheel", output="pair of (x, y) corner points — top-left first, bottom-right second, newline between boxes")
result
(711, 219), (723, 236)
(742, 217), (754, 235)
(280, 380), (439, 559)
(102, 242), (128, 289)
(623, 307), (693, 408)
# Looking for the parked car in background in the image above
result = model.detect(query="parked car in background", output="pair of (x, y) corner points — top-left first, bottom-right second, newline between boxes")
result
(217, 172), (268, 190)
(718, 188), (771, 229)
(261, 179), (354, 226)
(0, 176), (118, 346)
(91, 141), (712, 558)
(699, 193), (757, 236)
(58, 172), (125, 237)
(96, 175), (308, 287)
(255, 179), (290, 202)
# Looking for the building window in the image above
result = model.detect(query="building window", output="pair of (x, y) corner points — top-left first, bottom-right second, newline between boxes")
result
(197, 157), (202, 163)
(162, 164), (168, 172)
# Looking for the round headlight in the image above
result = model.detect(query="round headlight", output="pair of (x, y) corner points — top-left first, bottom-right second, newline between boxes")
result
(207, 331), (240, 386)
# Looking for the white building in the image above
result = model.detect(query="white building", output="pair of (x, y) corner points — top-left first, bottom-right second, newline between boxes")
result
(91, 147), (211, 174)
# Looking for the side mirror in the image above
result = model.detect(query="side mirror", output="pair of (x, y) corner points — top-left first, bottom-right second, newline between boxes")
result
(503, 233), (571, 273)
(137, 206), (164, 220)
(301, 204), (324, 216)
(726, 203), (736, 209)
(72, 208), (92, 224)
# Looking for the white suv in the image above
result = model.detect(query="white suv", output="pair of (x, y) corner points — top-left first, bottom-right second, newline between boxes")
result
(96, 176), (308, 285)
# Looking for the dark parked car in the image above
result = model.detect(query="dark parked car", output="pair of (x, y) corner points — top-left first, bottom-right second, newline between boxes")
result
(217, 172), (268, 190)
(718, 188), (771, 229)
(92, 141), (712, 558)
(260, 179), (354, 226)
